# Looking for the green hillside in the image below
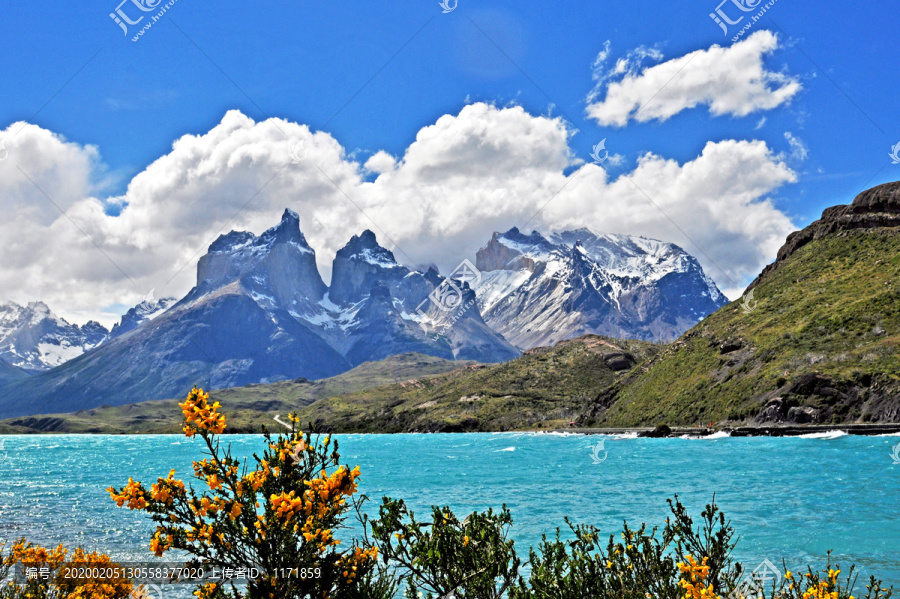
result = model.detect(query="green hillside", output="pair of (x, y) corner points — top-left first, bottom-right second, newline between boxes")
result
(583, 182), (900, 427)
(0, 353), (472, 434)
(291, 335), (661, 432)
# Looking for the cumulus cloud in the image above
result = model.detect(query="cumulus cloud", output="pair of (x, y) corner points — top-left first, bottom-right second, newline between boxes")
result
(363, 151), (396, 174)
(0, 103), (796, 324)
(586, 31), (801, 127)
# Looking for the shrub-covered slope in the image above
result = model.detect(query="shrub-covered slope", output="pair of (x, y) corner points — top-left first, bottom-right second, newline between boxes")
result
(294, 335), (661, 432)
(582, 181), (900, 427)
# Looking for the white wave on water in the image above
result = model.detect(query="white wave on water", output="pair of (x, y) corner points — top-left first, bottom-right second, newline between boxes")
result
(494, 447), (516, 452)
(875, 432), (900, 437)
(609, 432), (639, 440)
(797, 431), (847, 439)
(677, 431), (732, 440)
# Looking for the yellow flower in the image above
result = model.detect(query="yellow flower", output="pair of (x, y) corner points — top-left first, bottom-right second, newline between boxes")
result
(179, 388), (226, 437)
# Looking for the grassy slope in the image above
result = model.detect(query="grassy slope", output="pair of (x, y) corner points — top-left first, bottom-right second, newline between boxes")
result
(293, 335), (661, 432)
(587, 230), (900, 427)
(0, 353), (472, 434)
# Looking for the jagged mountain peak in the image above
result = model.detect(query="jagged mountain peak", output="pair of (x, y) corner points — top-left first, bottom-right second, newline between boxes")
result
(495, 227), (556, 251)
(259, 208), (311, 248)
(336, 229), (400, 269)
(477, 228), (559, 272)
(194, 209), (326, 307)
(330, 232), (407, 305)
(109, 296), (178, 340)
(207, 209), (312, 256)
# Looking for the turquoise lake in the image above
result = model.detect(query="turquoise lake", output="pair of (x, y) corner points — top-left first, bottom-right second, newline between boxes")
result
(1, 432), (899, 592)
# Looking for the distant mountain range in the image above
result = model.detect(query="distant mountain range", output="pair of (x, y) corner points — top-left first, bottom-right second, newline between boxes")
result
(0, 296), (176, 372)
(4, 181), (900, 431)
(0, 210), (724, 418)
(474, 227), (727, 347)
(0, 302), (109, 371)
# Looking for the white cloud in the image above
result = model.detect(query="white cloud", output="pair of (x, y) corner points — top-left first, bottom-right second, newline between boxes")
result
(784, 131), (809, 161)
(363, 151), (396, 174)
(586, 31), (801, 127)
(589, 42), (663, 92)
(0, 104), (797, 325)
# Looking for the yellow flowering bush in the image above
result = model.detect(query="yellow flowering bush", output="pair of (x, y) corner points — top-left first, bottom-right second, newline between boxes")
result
(107, 388), (379, 599)
(678, 555), (721, 599)
(0, 539), (136, 599)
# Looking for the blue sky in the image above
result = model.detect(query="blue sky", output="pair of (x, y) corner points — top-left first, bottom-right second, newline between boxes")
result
(1, 0), (898, 323)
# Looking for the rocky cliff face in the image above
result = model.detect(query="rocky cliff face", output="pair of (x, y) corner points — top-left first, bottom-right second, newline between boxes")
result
(329, 230), (408, 305)
(473, 227), (727, 348)
(749, 181), (900, 290)
(193, 209), (327, 315)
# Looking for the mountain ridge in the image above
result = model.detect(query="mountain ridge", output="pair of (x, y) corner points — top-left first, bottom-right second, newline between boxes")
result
(0, 213), (517, 418)
(473, 226), (727, 348)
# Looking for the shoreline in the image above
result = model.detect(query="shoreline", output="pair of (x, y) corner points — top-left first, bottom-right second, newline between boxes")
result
(560, 423), (900, 437)
(2, 423), (900, 437)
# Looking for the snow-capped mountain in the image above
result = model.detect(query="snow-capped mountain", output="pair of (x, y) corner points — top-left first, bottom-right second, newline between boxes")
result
(0, 210), (518, 417)
(474, 227), (728, 348)
(0, 302), (108, 371)
(323, 229), (518, 365)
(108, 294), (177, 340)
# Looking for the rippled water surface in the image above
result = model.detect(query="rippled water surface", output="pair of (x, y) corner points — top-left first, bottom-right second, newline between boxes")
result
(1, 432), (899, 591)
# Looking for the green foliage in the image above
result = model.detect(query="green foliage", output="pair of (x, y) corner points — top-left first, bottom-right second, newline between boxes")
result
(108, 392), (378, 599)
(356, 495), (894, 599)
(591, 231), (900, 426)
(508, 495), (739, 599)
(367, 499), (521, 599)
